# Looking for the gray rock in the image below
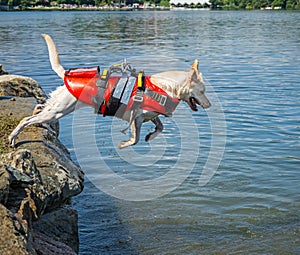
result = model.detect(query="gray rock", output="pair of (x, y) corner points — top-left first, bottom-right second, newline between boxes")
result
(33, 231), (76, 255)
(5, 165), (35, 185)
(33, 205), (79, 253)
(0, 74), (47, 104)
(0, 204), (34, 255)
(0, 166), (11, 204)
(0, 67), (84, 254)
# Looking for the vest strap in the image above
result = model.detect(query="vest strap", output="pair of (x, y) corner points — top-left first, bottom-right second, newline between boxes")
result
(146, 89), (167, 106)
(92, 69), (109, 113)
(137, 71), (143, 89)
(133, 71), (145, 103)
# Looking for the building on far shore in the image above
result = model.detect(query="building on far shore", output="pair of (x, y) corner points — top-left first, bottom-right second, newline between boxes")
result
(170, 0), (210, 5)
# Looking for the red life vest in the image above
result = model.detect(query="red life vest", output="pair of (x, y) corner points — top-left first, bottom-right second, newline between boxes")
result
(64, 66), (180, 117)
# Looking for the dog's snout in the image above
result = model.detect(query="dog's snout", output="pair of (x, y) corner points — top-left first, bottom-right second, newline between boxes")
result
(200, 95), (211, 109)
(203, 101), (211, 109)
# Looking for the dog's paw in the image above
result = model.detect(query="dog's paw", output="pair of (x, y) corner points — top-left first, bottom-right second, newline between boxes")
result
(33, 104), (45, 115)
(145, 132), (159, 142)
(118, 138), (136, 149)
(145, 134), (151, 142)
(8, 135), (15, 148)
(118, 140), (130, 149)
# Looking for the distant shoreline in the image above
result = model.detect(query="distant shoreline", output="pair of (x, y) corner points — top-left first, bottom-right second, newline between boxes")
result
(0, 5), (171, 12)
(2, 7), (297, 12)
(1, 4), (299, 12)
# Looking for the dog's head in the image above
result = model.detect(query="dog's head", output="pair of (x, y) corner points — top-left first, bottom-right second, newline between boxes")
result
(181, 60), (211, 111)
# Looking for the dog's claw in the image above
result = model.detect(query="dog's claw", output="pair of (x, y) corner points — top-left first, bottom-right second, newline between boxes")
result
(8, 136), (15, 148)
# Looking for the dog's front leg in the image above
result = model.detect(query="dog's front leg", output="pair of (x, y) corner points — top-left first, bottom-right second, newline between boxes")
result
(145, 117), (163, 142)
(118, 115), (143, 149)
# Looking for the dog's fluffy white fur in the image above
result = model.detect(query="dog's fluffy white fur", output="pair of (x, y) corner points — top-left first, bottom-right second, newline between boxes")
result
(9, 34), (211, 149)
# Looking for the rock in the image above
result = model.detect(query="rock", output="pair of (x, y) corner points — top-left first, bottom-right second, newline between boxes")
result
(0, 166), (11, 204)
(0, 204), (33, 255)
(33, 231), (76, 255)
(0, 74), (59, 135)
(5, 165), (35, 185)
(0, 74), (47, 104)
(33, 205), (79, 253)
(0, 65), (84, 254)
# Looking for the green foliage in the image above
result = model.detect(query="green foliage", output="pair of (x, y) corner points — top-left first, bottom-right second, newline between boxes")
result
(159, 0), (169, 6)
(209, 0), (300, 9)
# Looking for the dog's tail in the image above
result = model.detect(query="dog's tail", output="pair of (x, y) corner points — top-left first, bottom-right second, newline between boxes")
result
(42, 34), (65, 79)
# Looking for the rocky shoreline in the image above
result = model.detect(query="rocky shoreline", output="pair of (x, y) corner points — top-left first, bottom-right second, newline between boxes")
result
(0, 64), (84, 255)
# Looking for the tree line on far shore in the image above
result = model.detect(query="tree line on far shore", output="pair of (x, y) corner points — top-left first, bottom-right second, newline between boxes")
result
(208, 0), (299, 9)
(1, 0), (299, 10)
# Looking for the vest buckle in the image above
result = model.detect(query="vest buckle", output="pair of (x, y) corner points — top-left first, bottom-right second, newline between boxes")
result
(133, 90), (144, 103)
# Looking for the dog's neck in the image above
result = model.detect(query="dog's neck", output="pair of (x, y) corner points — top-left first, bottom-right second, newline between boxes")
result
(150, 71), (189, 99)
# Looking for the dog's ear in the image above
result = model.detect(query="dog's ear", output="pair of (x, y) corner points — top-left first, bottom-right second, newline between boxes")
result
(191, 59), (199, 71)
(188, 60), (199, 83)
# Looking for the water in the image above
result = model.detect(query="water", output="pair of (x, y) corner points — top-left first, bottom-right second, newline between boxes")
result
(1, 10), (300, 254)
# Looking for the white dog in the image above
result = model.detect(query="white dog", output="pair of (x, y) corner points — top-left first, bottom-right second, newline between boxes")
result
(9, 34), (211, 149)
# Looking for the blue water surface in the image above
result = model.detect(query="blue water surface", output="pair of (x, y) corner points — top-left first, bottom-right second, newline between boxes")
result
(1, 10), (299, 254)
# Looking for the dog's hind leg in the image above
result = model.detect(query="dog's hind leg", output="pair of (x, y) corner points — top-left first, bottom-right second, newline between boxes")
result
(118, 115), (143, 149)
(145, 117), (163, 142)
(9, 106), (72, 147)
(8, 95), (81, 147)
(9, 114), (48, 147)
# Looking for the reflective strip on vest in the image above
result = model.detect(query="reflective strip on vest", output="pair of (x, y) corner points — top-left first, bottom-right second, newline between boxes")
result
(121, 77), (136, 105)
